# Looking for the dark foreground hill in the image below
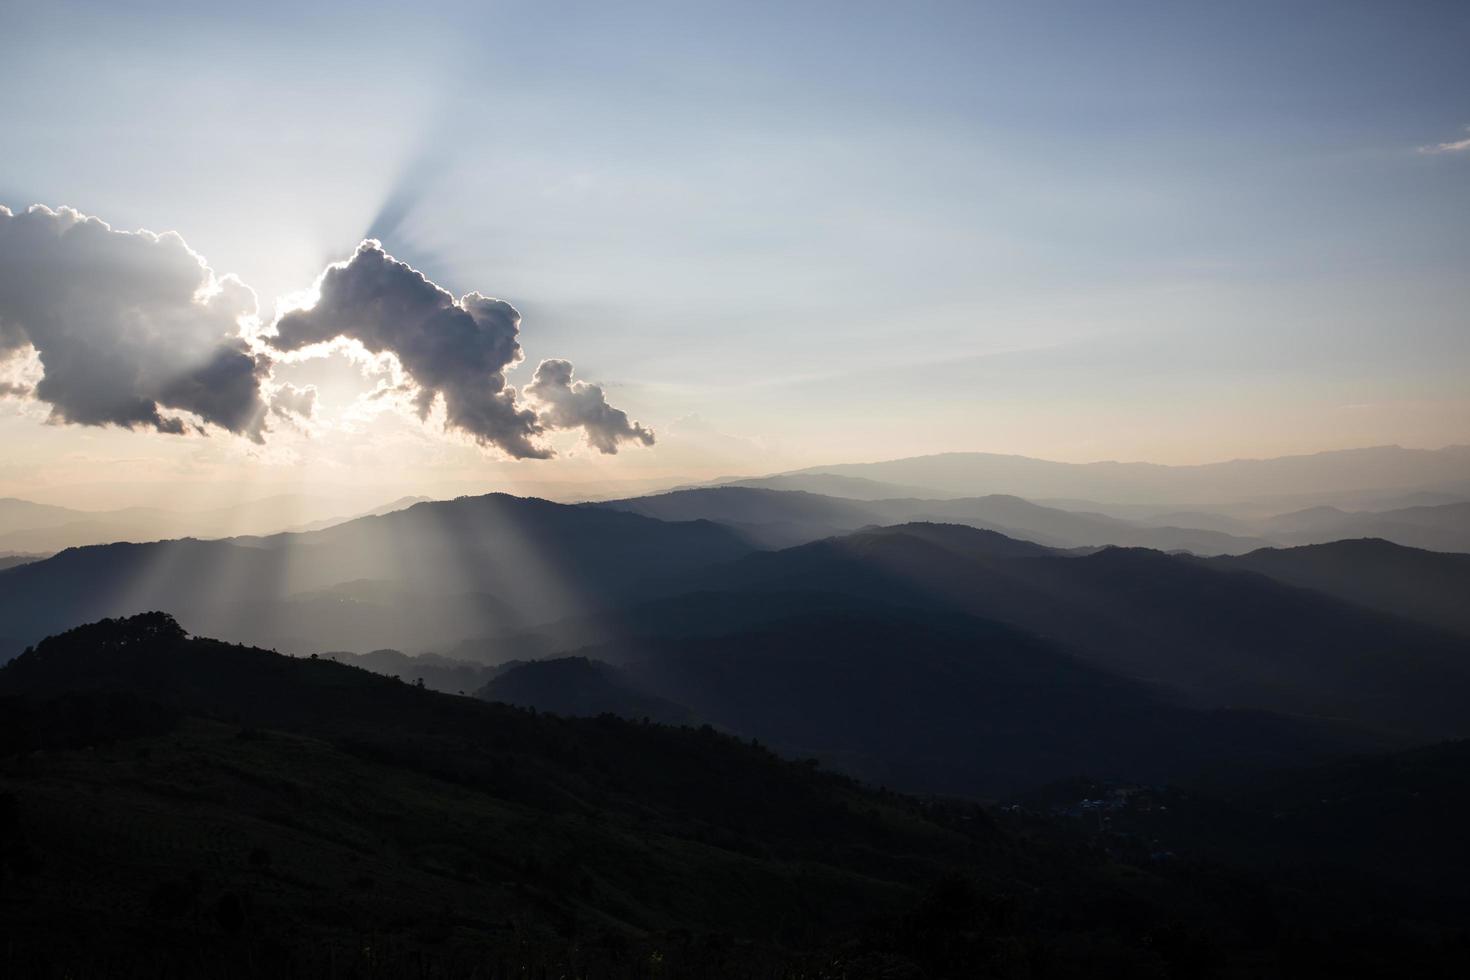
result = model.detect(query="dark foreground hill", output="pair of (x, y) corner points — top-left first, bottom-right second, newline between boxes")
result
(3, 614), (1468, 978)
(1022, 738), (1470, 932)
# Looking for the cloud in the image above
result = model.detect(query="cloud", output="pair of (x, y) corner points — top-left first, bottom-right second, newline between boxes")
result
(1418, 127), (1470, 154)
(270, 382), (317, 419)
(527, 359), (656, 454)
(268, 241), (654, 458)
(0, 205), (270, 440)
(267, 241), (549, 458)
(1, 206), (653, 459)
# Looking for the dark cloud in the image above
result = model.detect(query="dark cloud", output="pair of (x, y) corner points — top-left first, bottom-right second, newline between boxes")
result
(270, 382), (317, 419)
(1, 206), (654, 459)
(527, 359), (656, 454)
(272, 241), (662, 459)
(268, 241), (549, 458)
(0, 205), (269, 440)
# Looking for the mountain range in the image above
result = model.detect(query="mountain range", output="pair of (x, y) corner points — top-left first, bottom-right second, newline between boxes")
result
(642, 477), (1470, 554)
(3, 612), (1468, 977)
(480, 605), (1381, 798)
(0, 493), (429, 555)
(6, 490), (1466, 746)
(4, 457), (1470, 976)
(595, 485), (1274, 552)
(5, 442), (1470, 810)
(764, 444), (1470, 507)
(0, 494), (752, 656)
(7, 446), (1469, 559)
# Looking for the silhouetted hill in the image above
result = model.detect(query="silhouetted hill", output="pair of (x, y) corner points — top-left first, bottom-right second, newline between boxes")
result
(482, 657), (699, 725)
(324, 647), (502, 694)
(1210, 539), (1470, 637)
(491, 609), (1378, 798)
(843, 520), (1057, 560)
(0, 614), (1001, 867)
(694, 525), (1470, 736)
(866, 494), (1268, 553)
(0, 493), (753, 657)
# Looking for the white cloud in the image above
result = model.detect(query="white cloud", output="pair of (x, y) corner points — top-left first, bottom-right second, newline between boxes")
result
(526, 359), (655, 454)
(266, 240), (656, 458)
(1418, 126), (1470, 154)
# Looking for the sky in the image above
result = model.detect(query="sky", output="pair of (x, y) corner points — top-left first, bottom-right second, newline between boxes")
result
(1, 0), (1468, 510)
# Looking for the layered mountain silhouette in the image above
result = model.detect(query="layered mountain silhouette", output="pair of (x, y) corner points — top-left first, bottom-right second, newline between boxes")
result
(1263, 501), (1470, 552)
(323, 646), (503, 694)
(687, 524), (1470, 736)
(1210, 538), (1470, 637)
(595, 485), (1270, 552)
(7, 491), (1468, 753)
(481, 607), (1381, 797)
(709, 472), (968, 500)
(0, 552), (41, 571)
(0, 494), (752, 656)
(666, 461), (1470, 553)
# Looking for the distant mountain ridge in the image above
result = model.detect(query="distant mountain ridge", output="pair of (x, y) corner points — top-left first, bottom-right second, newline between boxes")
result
(595, 486), (1270, 553)
(1264, 501), (1470, 552)
(0, 493), (753, 657)
(770, 445), (1470, 506)
(0, 493), (430, 554)
(0, 552), (42, 571)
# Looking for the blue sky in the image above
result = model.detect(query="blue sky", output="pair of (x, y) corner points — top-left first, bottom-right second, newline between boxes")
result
(1, 0), (1467, 505)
